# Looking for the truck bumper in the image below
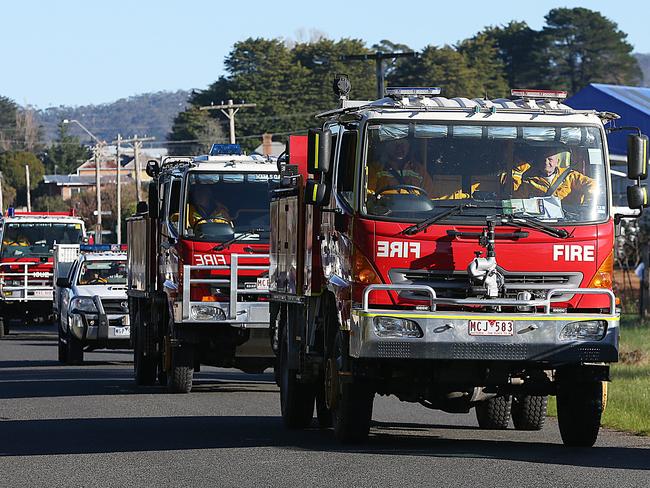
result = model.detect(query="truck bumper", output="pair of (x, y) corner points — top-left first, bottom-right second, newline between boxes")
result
(175, 301), (269, 327)
(349, 310), (619, 365)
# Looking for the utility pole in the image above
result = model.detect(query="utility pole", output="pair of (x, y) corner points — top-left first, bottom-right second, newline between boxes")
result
(25, 165), (31, 212)
(340, 51), (416, 99)
(118, 135), (155, 203)
(0, 171), (4, 214)
(199, 100), (256, 144)
(94, 144), (103, 243)
(115, 134), (122, 244)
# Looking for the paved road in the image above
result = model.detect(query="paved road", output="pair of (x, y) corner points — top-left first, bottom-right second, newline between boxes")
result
(1, 325), (649, 488)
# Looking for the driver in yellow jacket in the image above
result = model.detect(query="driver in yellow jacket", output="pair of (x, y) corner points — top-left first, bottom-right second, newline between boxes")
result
(512, 147), (596, 205)
(185, 187), (232, 229)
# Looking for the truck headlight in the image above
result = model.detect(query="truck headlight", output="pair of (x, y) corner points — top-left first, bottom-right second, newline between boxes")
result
(373, 316), (423, 338)
(559, 320), (607, 341)
(191, 305), (226, 321)
(70, 297), (97, 313)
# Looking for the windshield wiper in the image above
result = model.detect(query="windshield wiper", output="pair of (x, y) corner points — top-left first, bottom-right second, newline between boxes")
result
(499, 215), (569, 239)
(213, 228), (267, 251)
(403, 204), (474, 235)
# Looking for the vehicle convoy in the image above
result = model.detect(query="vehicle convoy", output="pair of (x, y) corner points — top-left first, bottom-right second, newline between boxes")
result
(0, 209), (86, 337)
(269, 84), (649, 446)
(55, 244), (130, 364)
(127, 149), (278, 392)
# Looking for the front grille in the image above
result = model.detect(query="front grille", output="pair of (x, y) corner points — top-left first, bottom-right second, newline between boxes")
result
(102, 299), (129, 314)
(389, 268), (583, 300)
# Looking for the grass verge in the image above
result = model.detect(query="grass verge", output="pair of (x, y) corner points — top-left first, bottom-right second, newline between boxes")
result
(547, 316), (650, 435)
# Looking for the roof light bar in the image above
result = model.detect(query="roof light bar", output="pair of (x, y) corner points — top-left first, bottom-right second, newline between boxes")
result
(210, 144), (243, 156)
(80, 244), (127, 252)
(386, 87), (442, 98)
(511, 89), (567, 100)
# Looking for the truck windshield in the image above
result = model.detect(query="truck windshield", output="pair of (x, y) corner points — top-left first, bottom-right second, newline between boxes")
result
(182, 172), (276, 242)
(1, 222), (84, 258)
(363, 122), (607, 225)
(78, 260), (127, 285)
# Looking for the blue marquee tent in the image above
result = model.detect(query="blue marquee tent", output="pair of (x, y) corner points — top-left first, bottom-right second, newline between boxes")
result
(566, 83), (650, 157)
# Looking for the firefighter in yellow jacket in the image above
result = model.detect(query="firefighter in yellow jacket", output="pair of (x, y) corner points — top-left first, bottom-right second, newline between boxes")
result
(185, 186), (232, 229)
(510, 147), (596, 205)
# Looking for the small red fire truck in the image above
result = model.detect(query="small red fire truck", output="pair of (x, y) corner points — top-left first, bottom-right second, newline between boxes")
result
(269, 84), (648, 446)
(0, 209), (86, 337)
(127, 148), (278, 392)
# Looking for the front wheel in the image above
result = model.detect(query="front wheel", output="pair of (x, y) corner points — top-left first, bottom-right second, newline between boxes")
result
(167, 344), (194, 393)
(557, 381), (603, 447)
(329, 331), (374, 443)
(475, 396), (512, 430)
(512, 395), (547, 431)
(66, 328), (84, 365)
(0, 318), (5, 339)
(279, 338), (315, 429)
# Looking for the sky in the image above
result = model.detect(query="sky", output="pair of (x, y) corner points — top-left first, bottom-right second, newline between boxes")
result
(2, 0), (648, 108)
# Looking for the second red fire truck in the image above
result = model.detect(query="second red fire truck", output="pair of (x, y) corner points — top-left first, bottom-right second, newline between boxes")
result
(127, 148), (278, 392)
(269, 84), (648, 447)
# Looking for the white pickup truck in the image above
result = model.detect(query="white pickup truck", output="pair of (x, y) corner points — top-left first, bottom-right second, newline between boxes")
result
(56, 246), (130, 364)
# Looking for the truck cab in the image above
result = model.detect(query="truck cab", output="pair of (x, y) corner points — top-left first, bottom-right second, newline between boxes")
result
(270, 86), (649, 446)
(0, 209), (86, 337)
(55, 245), (129, 364)
(128, 148), (278, 392)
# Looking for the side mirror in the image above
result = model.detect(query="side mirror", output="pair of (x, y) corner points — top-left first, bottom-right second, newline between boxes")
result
(305, 179), (328, 206)
(627, 134), (648, 180)
(148, 181), (159, 219)
(145, 159), (160, 178)
(136, 201), (149, 214)
(627, 185), (649, 209)
(307, 128), (332, 174)
(56, 276), (71, 288)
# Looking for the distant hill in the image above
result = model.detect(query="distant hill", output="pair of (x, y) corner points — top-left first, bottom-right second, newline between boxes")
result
(635, 53), (650, 87)
(36, 90), (191, 145)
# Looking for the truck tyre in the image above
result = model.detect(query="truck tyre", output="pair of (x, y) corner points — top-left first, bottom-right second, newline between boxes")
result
(279, 338), (315, 429)
(557, 381), (602, 447)
(57, 323), (67, 363)
(512, 395), (547, 431)
(167, 345), (193, 393)
(330, 331), (374, 443)
(315, 380), (333, 429)
(475, 395), (511, 430)
(133, 323), (157, 386)
(66, 329), (84, 365)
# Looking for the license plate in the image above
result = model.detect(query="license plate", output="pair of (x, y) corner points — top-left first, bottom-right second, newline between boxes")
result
(468, 320), (514, 336)
(257, 278), (269, 290)
(114, 326), (130, 337)
(34, 290), (52, 297)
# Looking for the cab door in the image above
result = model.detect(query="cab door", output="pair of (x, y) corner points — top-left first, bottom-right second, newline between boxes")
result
(160, 176), (182, 300)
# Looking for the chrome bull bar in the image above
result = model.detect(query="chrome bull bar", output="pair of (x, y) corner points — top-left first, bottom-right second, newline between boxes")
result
(182, 253), (269, 321)
(362, 284), (616, 317)
(0, 262), (53, 301)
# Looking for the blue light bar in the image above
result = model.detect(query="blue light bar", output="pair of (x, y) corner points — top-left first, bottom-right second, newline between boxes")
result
(7, 207), (15, 217)
(80, 244), (126, 252)
(385, 87), (442, 97)
(210, 144), (243, 156)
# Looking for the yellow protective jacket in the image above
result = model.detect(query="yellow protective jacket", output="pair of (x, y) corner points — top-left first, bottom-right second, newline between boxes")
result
(185, 204), (231, 228)
(513, 164), (596, 204)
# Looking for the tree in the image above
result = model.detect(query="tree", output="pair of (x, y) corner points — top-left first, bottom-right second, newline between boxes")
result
(0, 96), (18, 152)
(391, 45), (491, 98)
(32, 195), (69, 212)
(0, 151), (45, 206)
(372, 39), (414, 80)
(542, 7), (642, 93)
(456, 33), (510, 98)
(42, 122), (91, 175)
(473, 21), (550, 90)
(167, 107), (226, 156)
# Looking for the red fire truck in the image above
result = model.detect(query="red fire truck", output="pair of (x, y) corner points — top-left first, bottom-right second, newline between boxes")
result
(127, 149), (278, 392)
(0, 209), (86, 337)
(270, 85), (648, 447)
